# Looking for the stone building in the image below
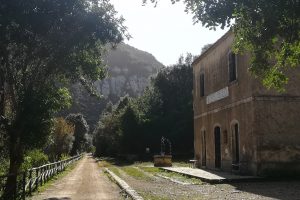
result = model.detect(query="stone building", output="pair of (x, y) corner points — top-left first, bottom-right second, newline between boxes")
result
(193, 30), (300, 175)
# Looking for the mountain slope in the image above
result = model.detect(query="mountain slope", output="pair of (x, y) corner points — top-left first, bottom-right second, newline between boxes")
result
(66, 43), (164, 127)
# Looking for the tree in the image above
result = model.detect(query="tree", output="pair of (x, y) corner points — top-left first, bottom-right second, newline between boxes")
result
(93, 54), (194, 157)
(0, 0), (127, 197)
(144, 0), (300, 91)
(201, 44), (212, 54)
(150, 57), (194, 154)
(45, 117), (74, 161)
(93, 105), (122, 156)
(66, 114), (90, 155)
(120, 103), (142, 154)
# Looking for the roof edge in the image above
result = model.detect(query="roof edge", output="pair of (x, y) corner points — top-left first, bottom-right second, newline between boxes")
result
(192, 30), (233, 66)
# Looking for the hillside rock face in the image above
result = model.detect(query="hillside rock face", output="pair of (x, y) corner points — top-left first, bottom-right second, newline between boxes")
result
(66, 43), (164, 127)
(96, 43), (163, 100)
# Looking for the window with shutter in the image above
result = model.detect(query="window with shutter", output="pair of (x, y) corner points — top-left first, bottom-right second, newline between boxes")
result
(200, 73), (204, 97)
(229, 52), (237, 82)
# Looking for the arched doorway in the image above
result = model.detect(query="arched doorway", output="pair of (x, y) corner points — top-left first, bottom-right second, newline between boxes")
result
(214, 126), (221, 168)
(232, 123), (240, 170)
(201, 130), (206, 166)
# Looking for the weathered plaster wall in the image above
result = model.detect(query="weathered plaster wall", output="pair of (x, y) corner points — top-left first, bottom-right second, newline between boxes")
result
(254, 99), (300, 175)
(194, 100), (257, 174)
(193, 31), (258, 174)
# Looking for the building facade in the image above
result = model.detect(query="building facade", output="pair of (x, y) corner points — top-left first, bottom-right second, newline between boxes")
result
(193, 31), (300, 175)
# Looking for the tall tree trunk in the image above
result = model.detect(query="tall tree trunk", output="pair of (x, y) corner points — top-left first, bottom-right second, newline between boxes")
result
(0, 70), (4, 118)
(3, 131), (23, 200)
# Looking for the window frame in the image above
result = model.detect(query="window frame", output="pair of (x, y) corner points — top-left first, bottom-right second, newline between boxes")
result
(228, 51), (238, 83)
(199, 73), (205, 97)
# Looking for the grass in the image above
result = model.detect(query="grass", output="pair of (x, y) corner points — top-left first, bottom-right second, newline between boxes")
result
(99, 158), (202, 184)
(98, 160), (113, 168)
(159, 171), (202, 185)
(140, 166), (162, 173)
(109, 167), (121, 177)
(139, 166), (202, 185)
(140, 192), (171, 200)
(121, 166), (151, 180)
(172, 161), (190, 167)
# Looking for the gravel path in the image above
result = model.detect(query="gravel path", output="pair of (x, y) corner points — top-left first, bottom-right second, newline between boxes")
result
(115, 166), (300, 200)
(31, 155), (122, 200)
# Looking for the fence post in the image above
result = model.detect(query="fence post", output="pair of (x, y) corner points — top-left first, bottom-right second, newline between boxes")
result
(54, 163), (56, 175)
(40, 167), (44, 186)
(35, 168), (39, 191)
(59, 161), (61, 172)
(40, 167), (43, 186)
(22, 171), (26, 200)
(46, 165), (49, 180)
(28, 169), (32, 195)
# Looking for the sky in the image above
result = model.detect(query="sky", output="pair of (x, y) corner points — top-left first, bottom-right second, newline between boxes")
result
(110, 0), (229, 66)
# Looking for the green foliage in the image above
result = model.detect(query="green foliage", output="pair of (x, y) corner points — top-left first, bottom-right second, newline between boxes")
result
(60, 154), (71, 161)
(45, 117), (74, 161)
(94, 54), (194, 157)
(21, 149), (49, 170)
(20, 86), (73, 150)
(66, 43), (164, 128)
(0, 158), (9, 176)
(145, 0), (300, 91)
(0, 131), (9, 175)
(93, 100), (126, 156)
(0, 0), (127, 193)
(66, 113), (90, 155)
(121, 166), (151, 180)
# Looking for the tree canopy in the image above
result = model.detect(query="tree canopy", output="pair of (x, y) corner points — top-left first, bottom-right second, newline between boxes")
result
(94, 54), (194, 158)
(144, 0), (300, 91)
(66, 113), (90, 155)
(0, 0), (127, 196)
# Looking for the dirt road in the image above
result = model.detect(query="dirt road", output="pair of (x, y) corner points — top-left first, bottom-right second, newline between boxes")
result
(31, 155), (122, 200)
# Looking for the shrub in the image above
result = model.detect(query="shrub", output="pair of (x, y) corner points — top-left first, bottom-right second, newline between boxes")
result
(21, 149), (49, 170)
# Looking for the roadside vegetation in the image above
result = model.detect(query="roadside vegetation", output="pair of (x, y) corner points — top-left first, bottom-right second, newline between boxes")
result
(99, 158), (300, 200)
(93, 54), (195, 159)
(30, 160), (78, 197)
(98, 158), (203, 186)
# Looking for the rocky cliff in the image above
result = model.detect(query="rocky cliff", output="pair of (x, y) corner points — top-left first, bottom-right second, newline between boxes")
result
(66, 43), (164, 127)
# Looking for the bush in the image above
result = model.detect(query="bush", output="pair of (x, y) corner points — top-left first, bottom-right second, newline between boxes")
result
(21, 149), (49, 170)
(0, 158), (9, 176)
(60, 153), (71, 161)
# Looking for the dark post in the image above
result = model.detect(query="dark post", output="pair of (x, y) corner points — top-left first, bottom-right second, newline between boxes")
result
(40, 167), (43, 186)
(28, 169), (32, 195)
(13, 174), (17, 200)
(46, 165), (49, 180)
(35, 168), (39, 190)
(22, 171), (26, 200)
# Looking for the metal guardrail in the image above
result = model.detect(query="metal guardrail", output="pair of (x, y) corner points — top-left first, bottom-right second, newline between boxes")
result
(0, 154), (82, 200)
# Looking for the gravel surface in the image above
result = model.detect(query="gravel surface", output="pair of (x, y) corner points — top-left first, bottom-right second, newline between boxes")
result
(31, 155), (122, 200)
(115, 166), (300, 200)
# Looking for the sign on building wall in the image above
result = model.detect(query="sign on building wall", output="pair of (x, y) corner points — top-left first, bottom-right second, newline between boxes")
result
(206, 87), (229, 104)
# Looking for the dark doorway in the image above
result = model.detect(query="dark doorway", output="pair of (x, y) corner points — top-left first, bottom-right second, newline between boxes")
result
(201, 130), (206, 166)
(232, 123), (240, 170)
(214, 126), (221, 168)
